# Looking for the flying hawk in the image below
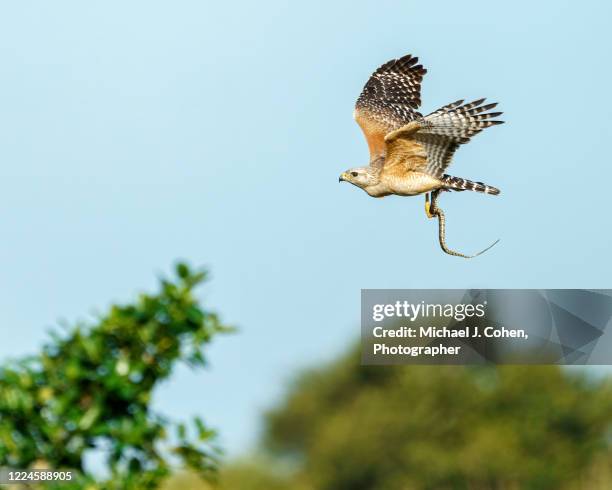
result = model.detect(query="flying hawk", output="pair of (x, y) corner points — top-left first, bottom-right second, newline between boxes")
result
(339, 54), (503, 222)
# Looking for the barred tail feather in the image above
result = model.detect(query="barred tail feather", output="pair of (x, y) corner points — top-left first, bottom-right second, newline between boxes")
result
(422, 98), (504, 139)
(442, 175), (500, 195)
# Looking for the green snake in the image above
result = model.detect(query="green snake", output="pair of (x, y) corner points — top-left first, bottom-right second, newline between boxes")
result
(429, 189), (499, 258)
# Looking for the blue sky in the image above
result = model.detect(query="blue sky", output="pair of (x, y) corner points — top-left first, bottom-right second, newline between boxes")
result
(1, 1), (611, 456)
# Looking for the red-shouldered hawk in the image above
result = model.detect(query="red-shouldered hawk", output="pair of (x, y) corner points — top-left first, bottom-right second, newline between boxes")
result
(339, 54), (503, 257)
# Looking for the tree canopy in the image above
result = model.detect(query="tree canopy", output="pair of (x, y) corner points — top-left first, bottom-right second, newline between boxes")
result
(260, 348), (612, 490)
(0, 263), (231, 489)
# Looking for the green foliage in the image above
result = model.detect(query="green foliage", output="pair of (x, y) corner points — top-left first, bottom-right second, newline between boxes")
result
(217, 461), (290, 490)
(0, 263), (231, 490)
(262, 347), (612, 490)
(162, 460), (293, 490)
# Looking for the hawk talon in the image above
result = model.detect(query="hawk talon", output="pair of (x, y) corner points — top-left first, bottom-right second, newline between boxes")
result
(425, 193), (436, 219)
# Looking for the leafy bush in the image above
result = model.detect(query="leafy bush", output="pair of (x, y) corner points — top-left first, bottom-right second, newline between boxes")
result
(0, 263), (231, 489)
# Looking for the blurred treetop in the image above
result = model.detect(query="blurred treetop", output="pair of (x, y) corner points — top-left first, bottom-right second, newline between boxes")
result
(0, 263), (232, 490)
(262, 348), (612, 490)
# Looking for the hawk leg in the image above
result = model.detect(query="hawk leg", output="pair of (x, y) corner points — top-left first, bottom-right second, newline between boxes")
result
(425, 189), (442, 218)
(424, 192), (436, 219)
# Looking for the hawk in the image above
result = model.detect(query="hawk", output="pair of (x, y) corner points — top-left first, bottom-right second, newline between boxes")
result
(339, 54), (503, 229)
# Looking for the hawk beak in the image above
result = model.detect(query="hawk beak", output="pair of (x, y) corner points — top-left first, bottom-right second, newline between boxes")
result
(339, 173), (347, 182)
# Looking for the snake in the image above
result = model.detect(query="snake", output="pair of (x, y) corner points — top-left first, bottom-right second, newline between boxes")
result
(429, 189), (499, 258)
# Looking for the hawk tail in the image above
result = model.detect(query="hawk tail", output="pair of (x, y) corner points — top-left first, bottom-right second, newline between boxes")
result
(423, 98), (504, 138)
(441, 175), (500, 195)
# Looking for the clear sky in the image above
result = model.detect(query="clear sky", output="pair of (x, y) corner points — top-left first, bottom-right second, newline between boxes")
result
(1, 0), (611, 457)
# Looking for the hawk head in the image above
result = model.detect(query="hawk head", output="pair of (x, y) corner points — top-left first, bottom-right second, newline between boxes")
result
(339, 167), (379, 191)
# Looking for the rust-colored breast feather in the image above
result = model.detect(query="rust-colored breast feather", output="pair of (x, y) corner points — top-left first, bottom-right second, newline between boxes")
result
(354, 108), (390, 161)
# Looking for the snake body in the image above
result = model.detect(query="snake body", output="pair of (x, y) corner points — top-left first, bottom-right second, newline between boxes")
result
(430, 190), (499, 258)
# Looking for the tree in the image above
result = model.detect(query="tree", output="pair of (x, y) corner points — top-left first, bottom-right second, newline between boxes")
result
(162, 459), (291, 490)
(262, 346), (612, 490)
(0, 263), (231, 489)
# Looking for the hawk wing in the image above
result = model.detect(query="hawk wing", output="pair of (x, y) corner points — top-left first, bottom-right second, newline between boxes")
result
(354, 54), (427, 167)
(384, 98), (504, 177)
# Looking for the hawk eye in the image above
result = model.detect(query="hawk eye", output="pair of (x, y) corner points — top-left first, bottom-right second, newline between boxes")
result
(351, 171), (358, 177)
